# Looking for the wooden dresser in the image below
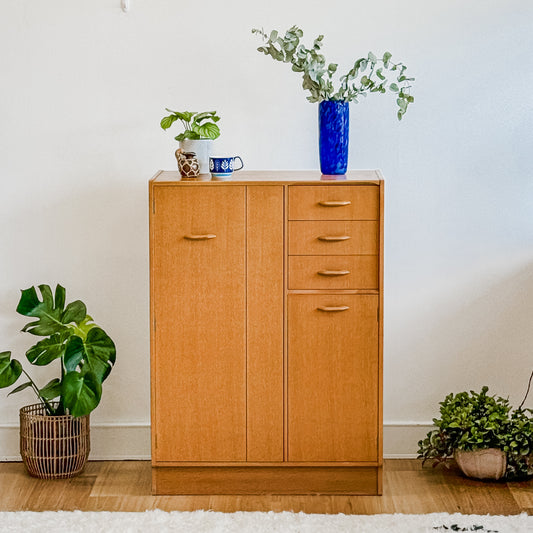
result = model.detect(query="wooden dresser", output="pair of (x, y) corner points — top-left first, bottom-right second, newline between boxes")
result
(149, 170), (384, 494)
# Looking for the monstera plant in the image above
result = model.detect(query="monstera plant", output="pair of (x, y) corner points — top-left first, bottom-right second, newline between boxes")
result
(0, 284), (116, 417)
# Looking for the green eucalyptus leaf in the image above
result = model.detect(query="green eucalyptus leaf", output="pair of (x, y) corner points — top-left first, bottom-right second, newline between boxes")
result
(253, 26), (414, 115)
(0, 351), (22, 388)
(62, 370), (102, 417)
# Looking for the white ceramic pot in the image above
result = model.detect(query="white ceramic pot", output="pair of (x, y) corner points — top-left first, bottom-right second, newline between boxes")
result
(179, 139), (212, 175)
(454, 448), (507, 480)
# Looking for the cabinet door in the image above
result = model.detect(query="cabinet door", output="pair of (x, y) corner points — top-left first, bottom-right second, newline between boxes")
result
(151, 186), (246, 462)
(288, 294), (379, 462)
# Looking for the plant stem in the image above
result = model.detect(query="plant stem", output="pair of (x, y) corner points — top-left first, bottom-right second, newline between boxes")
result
(518, 369), (533, 410)
(21, 369), (56, 416)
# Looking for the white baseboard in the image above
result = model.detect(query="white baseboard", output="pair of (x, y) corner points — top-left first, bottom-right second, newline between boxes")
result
(383, 422), (433, 459)
(0, 422), (151, 462)
(0, 421), (433, 461)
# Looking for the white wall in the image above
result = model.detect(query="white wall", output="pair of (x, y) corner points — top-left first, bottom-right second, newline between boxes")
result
(1, 0), (532, 459)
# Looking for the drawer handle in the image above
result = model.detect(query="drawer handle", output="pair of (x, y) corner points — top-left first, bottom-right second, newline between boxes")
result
(318, 200), (352, 207)
(318, 270), (351, 277)
(317, 306), (350, 312)
(184, 234), (217, 241)
(317, 235), (351, 242)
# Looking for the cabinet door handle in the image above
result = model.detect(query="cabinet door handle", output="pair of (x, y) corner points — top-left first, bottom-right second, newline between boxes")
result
(317, 235), (351, 242)
(318, 200), (351, 207)
(317, 270), (351, 277)
(317, 306), (350, 312)
(184, 234), (217, 241)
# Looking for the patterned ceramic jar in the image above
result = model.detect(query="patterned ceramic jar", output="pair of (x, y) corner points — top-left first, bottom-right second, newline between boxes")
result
(175, 149), (200, 179)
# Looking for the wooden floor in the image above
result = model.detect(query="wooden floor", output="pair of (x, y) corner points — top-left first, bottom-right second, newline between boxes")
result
(0, 460), (532, 514)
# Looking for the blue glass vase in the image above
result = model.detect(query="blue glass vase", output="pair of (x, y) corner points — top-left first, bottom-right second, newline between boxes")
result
(318, 100), (349, 175)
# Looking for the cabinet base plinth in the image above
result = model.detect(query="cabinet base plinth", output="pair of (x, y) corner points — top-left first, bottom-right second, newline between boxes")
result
(152, 466), (382, 495)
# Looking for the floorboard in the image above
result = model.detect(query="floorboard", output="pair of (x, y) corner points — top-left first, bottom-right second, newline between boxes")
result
(0, 460), (531, 514)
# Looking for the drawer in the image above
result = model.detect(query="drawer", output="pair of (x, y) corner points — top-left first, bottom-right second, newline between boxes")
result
(288, 221), (379, 256)
(289, 256), (378, 290)
(288, 185), (379, 220)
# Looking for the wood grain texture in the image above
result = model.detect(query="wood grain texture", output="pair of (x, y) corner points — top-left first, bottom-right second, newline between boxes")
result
(153, 170), (382, 184)
(151, 186), (247, 462)
(1, 460), (530, 514)
(288, 185), (379, 220)
(288, 256), (378, 290)
(288, 221), (379, 255)
(288, 294), (379, 462)
(246, 186), (284, 462)
(149, 175), (384, 495)
(378, 181), (384, 466)
(153, 466), (379, 495)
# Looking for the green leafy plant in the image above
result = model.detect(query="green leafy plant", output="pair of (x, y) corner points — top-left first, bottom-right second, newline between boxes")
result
(160, 110), (221, 141)
(252, 26), (415, 120)
(0, 284), (116, 417)
(417, 374), (533, 480)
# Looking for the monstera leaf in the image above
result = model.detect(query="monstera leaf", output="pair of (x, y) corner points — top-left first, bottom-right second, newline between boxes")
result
(39, 378), (62, 401)
(1, 284), (116, 417)
(83, 327), (116, 382)
(0, 351), (22, 388)
(17, 284), (87, 336)
(62, 370), (102, 417)
(63, 328), (116, 382)
(26, 330), (71, 366)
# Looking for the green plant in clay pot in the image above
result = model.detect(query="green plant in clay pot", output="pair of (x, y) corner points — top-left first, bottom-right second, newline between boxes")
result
(417, 372), (533, 481)
(0, 284), (116, 478)
(160, 109), (221, 175)
(252, 25), (415, 174)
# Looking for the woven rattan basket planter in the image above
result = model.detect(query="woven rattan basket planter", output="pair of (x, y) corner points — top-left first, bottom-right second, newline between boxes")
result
(19, 403), (90, 479)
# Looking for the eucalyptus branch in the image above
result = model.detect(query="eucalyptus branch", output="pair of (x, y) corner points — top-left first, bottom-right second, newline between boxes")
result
(253, 26), (415, 119)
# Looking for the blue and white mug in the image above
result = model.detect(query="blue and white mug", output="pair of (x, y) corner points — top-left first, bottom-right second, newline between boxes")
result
(209, 156), (244, 179)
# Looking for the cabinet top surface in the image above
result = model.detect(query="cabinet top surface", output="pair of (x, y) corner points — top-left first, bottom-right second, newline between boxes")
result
(151, 170), (383, 185)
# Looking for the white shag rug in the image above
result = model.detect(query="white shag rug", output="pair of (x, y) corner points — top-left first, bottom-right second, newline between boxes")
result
(0, 510), (532, 533)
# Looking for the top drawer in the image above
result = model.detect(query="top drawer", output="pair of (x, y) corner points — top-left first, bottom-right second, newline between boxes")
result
(288, 185), (379, 220)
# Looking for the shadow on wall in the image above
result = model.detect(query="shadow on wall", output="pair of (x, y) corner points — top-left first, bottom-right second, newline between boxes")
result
(388, 258), (533, 414)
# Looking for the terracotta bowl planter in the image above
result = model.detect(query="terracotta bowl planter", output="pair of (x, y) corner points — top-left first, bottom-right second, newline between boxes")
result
(19, 403), (90, 479)
(454, 448), (507, 480)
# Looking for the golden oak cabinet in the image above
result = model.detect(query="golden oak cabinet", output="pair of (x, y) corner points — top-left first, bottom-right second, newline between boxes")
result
(149, 170), (384, 495)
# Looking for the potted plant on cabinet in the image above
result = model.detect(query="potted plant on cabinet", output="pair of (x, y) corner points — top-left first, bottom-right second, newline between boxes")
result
(0, 284), (116, 479)
(252, 26), (415, 175)
(160, 109), (221, 174)
(417, 373), (533, 481)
